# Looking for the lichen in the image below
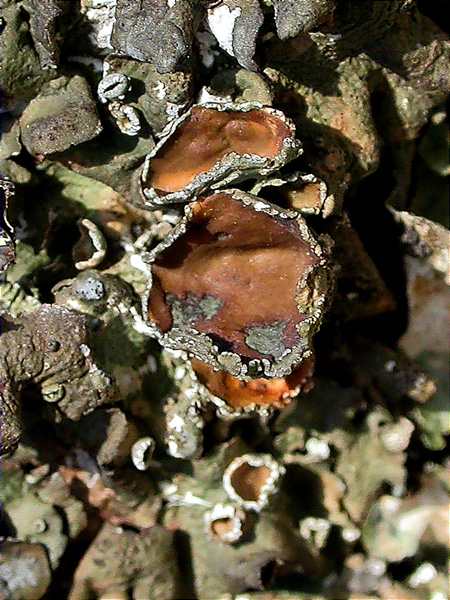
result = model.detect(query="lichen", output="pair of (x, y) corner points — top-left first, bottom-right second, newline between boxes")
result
(140, 103), (302, 207)
(143, 189), (332, 379)
(0, 178), (15, 273)
(19, 76), (102, 155)
(0, 304), (117, 455)
(0, 2), (448, 598)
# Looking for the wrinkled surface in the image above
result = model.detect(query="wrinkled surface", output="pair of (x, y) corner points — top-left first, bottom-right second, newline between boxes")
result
(149, 193), (318, 359)
(148, 107), (291, 193)
(111, 0), (197, 73)
(0, 541), (51, 600)
(0, 304), (116, 455)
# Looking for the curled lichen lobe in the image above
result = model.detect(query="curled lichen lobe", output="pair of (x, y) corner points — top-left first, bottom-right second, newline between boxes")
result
(146, 106), (293, 194)
(0, 179), (15, 273)
(148, 192), (321, 361)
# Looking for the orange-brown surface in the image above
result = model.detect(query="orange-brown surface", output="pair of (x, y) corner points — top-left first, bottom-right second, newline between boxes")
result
(191, 358), (314, 409)
(148, 193), (318, 359)
(230, 463), (271, 502)
(148, 107), (291, 193)
(285, 181), (323, 211)
(211, 518), (235, 539)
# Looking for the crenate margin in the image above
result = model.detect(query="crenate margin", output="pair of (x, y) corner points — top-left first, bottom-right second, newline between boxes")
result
(139, 102), (302, 208)
(223, 453), (285, 512)
(162, 348), (307, 420)
(204, 503), (247, 544)
(142, 189), (333, 380)
(252, 171), (335, 217)
(0, 178), (15, 273)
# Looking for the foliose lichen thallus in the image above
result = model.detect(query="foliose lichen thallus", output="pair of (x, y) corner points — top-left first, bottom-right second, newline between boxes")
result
(143, 189), (332, 380)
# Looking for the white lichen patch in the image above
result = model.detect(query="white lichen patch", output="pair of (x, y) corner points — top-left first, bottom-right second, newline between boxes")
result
(408, 562), (437, 588)
(342, 526), (361, 543)
(380, 417), (415, 453)
(195, 28), (220, 68)
(197, 86), (232, 105)
(153, 81), (167, 100)
(207, 4), (241, 56)
(165, 101), (186, 120)
(166, 408), (203, 459)
(305, 437), (331, 461)
(161, 484), (211, 508)
(81, 0), (117, 51)
(129, 252), (152, 275)
(131, 312), (155, 336)
(0, 556), (42, 594)
(131, 436), (155, 471)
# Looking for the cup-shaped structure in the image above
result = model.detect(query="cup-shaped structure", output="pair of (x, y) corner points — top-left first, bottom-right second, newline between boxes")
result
(143, 190), (332, 379)
(140, 102), (302, 207)
(204, 503), (247, 544)
(223, 453), (285, 512)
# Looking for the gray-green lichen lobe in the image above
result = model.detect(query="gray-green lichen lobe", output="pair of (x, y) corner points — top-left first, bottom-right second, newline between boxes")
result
(0, 304), (117, 455)
(245, 322), (288, 360)
(20, 76), (102, 155)
(69, 523), (181, 600)
(0, 0), (55, 102)
(168, 293), (224, 327)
